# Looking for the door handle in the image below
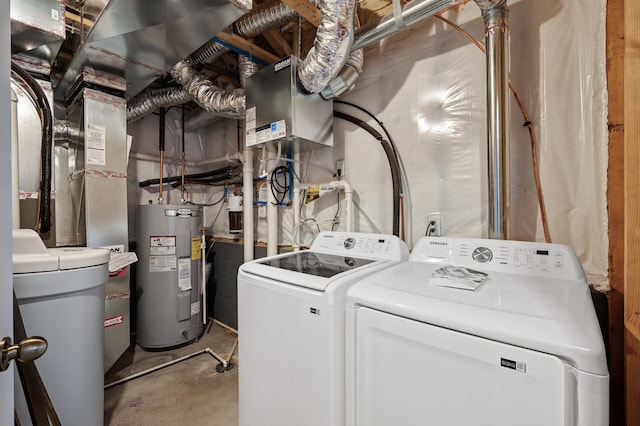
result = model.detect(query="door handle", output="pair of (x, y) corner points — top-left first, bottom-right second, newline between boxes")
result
(0, 336), (47, 371)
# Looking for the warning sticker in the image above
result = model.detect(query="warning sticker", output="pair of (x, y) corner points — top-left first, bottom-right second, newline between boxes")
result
(191, 301), (201, 316)
(192, 238), (202, 260)
(178, 258), (191, 291)
(104, 315), (124, 328)
(149, 255), (176, 272)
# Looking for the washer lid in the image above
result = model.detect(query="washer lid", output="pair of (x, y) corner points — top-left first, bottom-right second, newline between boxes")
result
(346, 237), (608, 376)
(13, 229), (110, 274)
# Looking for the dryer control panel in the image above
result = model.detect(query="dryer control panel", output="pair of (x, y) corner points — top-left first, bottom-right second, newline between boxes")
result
(410, 237), (584, 281)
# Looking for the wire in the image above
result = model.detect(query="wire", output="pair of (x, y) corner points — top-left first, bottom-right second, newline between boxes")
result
(269, 165), (289, 205)
(186, 191), (226, 207)
(434, 12), (551, 243)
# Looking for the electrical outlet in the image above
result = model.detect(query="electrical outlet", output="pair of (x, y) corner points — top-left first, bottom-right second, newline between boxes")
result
(427, 213), (442, 236)
(336, 159), (345, 177)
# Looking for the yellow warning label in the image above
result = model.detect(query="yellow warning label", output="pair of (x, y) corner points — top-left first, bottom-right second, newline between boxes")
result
(191, 238), (202, 260)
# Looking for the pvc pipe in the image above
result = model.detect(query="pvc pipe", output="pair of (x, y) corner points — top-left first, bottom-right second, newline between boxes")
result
(10, 88), (19, 229)
(292, 151), (301, 251)
(296, 180), (354, 233)
(267, 150), (278, 256)
(242, 148), (254, 262)
(213, 319), (238, 335)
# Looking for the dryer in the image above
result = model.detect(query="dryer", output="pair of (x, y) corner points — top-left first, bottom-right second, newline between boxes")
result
(238, 231), (409, 426)
(345, 236), (608, 426)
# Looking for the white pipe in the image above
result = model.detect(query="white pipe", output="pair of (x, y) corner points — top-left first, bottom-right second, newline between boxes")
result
(10, 88), (19, 229)
(292, 151), (301, 251)
(242, 148), (254, 262)
(267, 150), (278, 256)
(296, 180), (354, 233)
(213, 319), (238, 335)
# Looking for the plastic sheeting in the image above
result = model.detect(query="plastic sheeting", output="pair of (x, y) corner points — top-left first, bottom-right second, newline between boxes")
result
(127, 0), (608, 290)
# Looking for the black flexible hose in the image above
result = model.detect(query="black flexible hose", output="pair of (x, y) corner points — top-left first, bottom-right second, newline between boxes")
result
(139, 166), (233, 187)
(11, 62), (52, 234)
(333, 111), (401, 237)
(170, 172), (236, 188)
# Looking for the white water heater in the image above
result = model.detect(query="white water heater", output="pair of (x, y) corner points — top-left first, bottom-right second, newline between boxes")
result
(135, 204), (203, 349)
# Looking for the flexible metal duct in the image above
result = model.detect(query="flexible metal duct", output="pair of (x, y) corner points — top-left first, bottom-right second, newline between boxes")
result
(186, 40), (230, 65)
(238, 54), (261, 88)
(171, 61), (246, 116)
(474, 0), (510, 239)
(234, 1), (306, 38)
(126, 87), (192, 123)
(320, 48), (363, 99)
(298, 0), (356, 93)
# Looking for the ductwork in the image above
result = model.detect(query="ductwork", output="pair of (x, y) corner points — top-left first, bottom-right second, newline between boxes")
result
(171, 61), (246, 117)
(238, 55), (261, 89)
(234, 0), (311, 38)
(127, 87), (192, 123)
(474, 0), (510, 239)
(53, 120), (81, 142)
(298, 0), (356, 93)
(320, 48), (363, 99)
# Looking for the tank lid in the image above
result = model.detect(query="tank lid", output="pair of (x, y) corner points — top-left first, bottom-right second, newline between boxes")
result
(13, 229), (110, 273)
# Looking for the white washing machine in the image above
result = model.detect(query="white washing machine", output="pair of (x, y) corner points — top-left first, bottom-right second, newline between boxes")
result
(238, 231), (409, 426)
(345, 236), (609, 426)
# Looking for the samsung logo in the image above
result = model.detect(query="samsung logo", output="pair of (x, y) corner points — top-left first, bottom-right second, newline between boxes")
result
(429, 241), (448, 246)
(500, 357), (526, 373)
(274, 57), (291, 72)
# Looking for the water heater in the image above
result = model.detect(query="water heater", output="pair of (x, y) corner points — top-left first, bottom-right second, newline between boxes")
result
(135, 204), (203, 349)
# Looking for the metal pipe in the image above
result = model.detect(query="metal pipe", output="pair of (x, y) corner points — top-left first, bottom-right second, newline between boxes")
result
(103, 348), (229, 390)
(352, 0), (452, 50)
(181, 105), (186, 203)
(201, 227), (207, 325)
(158, 107), (166, 204)
(475, 0), (510, 239)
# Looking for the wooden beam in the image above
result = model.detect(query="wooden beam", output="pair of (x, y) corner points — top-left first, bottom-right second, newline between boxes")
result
(607, 0), (626, 424)
(625, 0), (640, 424)
(280, 0), (321, 27)
(215, 32), (280, 64)
(263, 28), (292, 58)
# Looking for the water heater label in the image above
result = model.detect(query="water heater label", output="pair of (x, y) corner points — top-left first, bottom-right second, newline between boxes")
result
(151, 236), (176, 247)
(191, 301), (201, 315)
(149, 255), (176, 272)
(178, 258), (192, 291)
(192, 238), (202, 260)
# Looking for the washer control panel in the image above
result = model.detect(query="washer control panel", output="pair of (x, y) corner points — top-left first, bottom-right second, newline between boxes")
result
(311, 232), (409, 261)
(411, 237), (584, 280)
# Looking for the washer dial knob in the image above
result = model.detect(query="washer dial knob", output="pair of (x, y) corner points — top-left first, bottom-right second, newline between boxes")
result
(472, 247), (493, 263)
(343, 238), (356, 249)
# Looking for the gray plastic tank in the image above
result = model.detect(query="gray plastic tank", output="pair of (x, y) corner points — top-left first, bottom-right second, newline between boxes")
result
(135, 204), (203, 349)
(12, 229), (109, 426)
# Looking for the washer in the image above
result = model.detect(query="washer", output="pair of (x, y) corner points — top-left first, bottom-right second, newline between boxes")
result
(238, 231), (409, 426)
(345, 236), (609, 426)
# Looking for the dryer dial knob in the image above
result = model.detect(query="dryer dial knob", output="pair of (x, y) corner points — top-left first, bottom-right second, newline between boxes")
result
(472, 247), (493, 263)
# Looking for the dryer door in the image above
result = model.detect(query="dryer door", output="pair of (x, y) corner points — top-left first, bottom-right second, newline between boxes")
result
(352, 307), (572, 426)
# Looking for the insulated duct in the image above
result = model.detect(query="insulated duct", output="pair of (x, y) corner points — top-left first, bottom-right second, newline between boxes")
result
(126, 87), (192, 123)
(320, 48), (363, 99)
(238, 55), (260, 89)
(298, 0), (356, 94)
(234, 1), (306, 38)
(474, 0), (510, 239)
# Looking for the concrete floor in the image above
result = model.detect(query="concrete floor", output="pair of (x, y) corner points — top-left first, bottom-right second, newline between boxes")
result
(104, 322), (239, 426)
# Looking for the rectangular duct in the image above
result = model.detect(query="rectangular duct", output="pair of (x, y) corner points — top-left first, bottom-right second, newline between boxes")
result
(65, 82), (130, 372)
(57, 0), (250, 99)
(245, 56), (333, 153)
(10, 0), (65, 63)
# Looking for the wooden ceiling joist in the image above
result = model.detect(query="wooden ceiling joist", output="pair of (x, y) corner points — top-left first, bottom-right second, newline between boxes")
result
(280, 0), (321, 27)
(215, 32), (280, 64)
(263, 28), (293, 58)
